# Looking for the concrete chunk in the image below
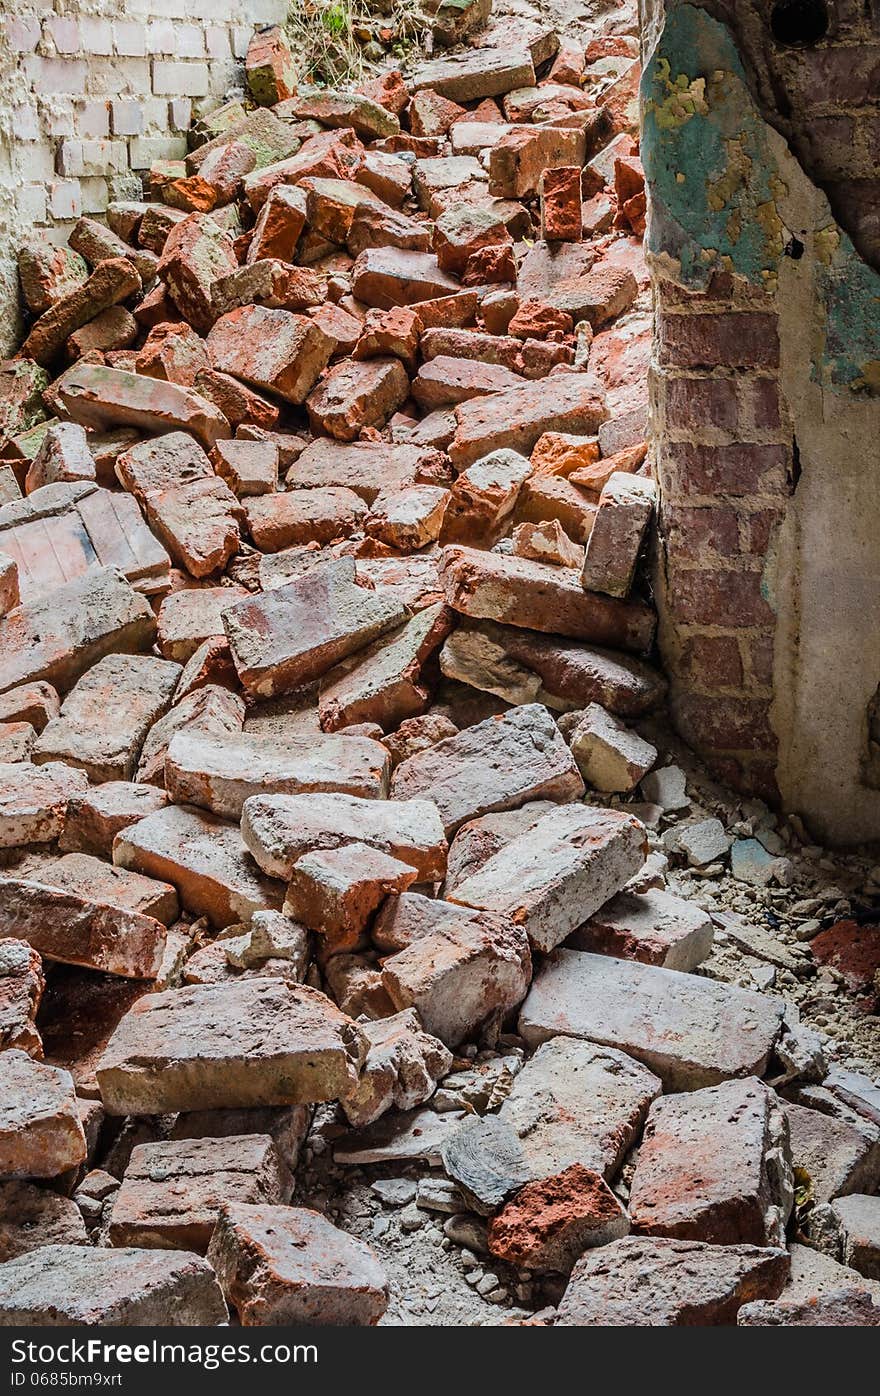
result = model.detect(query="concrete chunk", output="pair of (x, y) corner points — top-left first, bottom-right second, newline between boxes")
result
(96, 977), (367, 1115)
(568, 703), (657, 793)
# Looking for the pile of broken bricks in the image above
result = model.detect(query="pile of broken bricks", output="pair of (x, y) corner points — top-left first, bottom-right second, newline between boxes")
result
(0, 11), (878, 1330)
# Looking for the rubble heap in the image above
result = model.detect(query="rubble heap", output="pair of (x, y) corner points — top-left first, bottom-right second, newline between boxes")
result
(0, 7), (878, 1329)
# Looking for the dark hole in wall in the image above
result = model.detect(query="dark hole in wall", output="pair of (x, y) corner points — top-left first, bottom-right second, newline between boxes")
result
(770, 0), (830, 45)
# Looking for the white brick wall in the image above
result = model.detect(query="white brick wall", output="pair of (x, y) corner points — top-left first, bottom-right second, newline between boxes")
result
(0, 0), (289, 353)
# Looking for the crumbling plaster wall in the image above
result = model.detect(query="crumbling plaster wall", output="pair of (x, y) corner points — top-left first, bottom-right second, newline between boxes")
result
(641, 0), (880, 845)
(677, 0), (880, 272)
(0, 0), (288, 358)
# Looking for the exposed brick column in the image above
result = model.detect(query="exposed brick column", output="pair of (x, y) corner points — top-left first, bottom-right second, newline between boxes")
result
(652, 270), (793, 803)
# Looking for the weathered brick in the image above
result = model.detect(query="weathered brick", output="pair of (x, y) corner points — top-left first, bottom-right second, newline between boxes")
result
(660, 443), (790, 499)
(660, 313), (780, 371)
(672, 693), (777, 755)
(679, 633), (745, 691)
(664, 376), (739, 434)
(666, 566), (776, 628)
(662, 504), (741, 562)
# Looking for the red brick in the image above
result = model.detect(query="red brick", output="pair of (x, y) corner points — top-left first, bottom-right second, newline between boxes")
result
(673, 693), (776, 755)
(660, 444), (789, 499)
(659, 313), (780, 370)
(680, 634), (744, 691)
(776, 44), (880, 108)
(666, 567), (776, 627)
(662, 504), (740, 562)
(739, 758), (780, 805)
(664, 376), (738, 434)
(742, 377), (782, 431)
(705, 753), (780, 804)
(743, 509), (784, 556)
(745, 633), (775, 688)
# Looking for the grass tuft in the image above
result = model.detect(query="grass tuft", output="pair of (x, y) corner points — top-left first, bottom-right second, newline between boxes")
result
(286, 0), (430, 86)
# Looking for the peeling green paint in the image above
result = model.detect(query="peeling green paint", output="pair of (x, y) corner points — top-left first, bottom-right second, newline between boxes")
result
(642, 3), (880, 393)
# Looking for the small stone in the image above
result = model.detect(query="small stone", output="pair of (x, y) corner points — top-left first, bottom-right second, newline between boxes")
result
(640, 764), (689, 812)
(670, 818), (732, 868)
(371, 1178), (418, 1207)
